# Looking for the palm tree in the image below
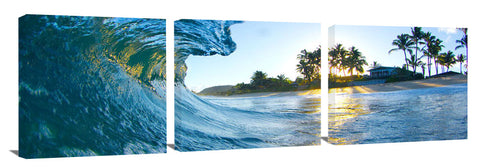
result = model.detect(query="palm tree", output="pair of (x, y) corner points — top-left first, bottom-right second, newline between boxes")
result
(422, 32), (437, 77)
(296, 59), (310, 82)
(275, 74), (291, 87)
(251, 70), (268, 89)
(409, 27), (425, 74)
(277, 74), (287, 82)
(297, 49), (311, 81)
(431, 39), (444, 75)
(438, 51), (456, 72)
(457, 54), (466, 74)
(308, 46), (322, 76)
(407, 53), (424, 74)
(419, 61), (426, 78)
(296, 47), (321, 83)
(389, 34), (415, 71)
(371, 61), (381, 69)
(456, 36), (467, 53)
(329, 44), (348, 76)
(346, 46), (368, 76)
(310, 46), (322, 66)
(339, 48), (349, 76)
(455, 29), (468, 72)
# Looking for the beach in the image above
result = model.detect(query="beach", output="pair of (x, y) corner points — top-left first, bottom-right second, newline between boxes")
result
(224, 74), (467, 97)
(331, 74), (467, 94)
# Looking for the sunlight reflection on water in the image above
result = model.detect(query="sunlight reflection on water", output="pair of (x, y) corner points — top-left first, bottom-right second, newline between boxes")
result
(328, 84), (467, 145)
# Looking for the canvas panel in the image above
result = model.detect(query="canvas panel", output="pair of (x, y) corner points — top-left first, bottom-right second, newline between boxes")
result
(174, 19), (322, 151)
(328, 25), (467, 145)
(19, 15), (167, 158)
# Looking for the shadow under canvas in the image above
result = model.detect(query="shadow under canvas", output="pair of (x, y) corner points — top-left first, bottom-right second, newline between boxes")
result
(167, 144), (175, 150)
(10, 150), (19, 156)
(321, 137), (329, 143)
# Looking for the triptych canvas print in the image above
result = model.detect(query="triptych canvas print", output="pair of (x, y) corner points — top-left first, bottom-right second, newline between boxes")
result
(18, 14), (468, 158)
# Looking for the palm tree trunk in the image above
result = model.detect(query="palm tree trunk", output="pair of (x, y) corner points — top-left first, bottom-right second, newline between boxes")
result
(466, 45), (469, 72)
(460, 62), (463, 74)
(411, 65), (415, 73)
(403, 50), (409, 71)
(428, 56), (431, 77)
(414, 42), (418, 76)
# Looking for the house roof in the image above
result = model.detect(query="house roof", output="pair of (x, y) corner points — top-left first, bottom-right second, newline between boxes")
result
(368, 66), (397, 72)
(429, 71), (462, 78)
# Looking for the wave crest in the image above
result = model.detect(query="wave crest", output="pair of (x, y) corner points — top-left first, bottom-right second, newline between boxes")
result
(174, 19), (242, 83)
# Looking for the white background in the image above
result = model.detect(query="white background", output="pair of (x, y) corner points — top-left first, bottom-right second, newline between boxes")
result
(1, 0), (478, 167)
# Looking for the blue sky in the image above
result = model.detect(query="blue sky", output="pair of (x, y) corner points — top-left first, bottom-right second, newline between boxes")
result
(185, 21), (322, 92)
(184, 22), (467, 92)
(331, 25), (466, 76)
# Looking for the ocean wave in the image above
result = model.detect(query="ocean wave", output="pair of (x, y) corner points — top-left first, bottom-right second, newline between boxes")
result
(174, 20), (321, 151)
(19, 15), (166, 158)
(174, 19), (242, 84)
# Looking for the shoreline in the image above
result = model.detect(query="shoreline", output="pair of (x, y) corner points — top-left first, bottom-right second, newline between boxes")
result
(332, 74), (467, 94)
(207, 74), (467, 98)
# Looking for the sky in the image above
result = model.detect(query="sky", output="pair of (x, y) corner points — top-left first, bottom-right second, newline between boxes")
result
(184, 21), (322, 92)
(330, 25), (466, 76)
(184, 22), (467, 92)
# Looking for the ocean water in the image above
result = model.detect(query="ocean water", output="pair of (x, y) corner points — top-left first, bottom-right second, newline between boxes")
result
(175, 87), (321, 151)
(329, 83), (468, 145)
(174, 20), (321, 151)
(19, 15), (166, 158)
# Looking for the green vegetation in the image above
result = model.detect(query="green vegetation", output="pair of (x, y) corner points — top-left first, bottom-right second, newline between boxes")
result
(385, 67), (424, 83)
(328, 44), (368, 88)
(232, 46), (322, 94)
(296, 47), (321, 82)
(328, 26), (467, 88)
(198, 26), (468, 96)
(200, 46), (322, 96)
(231, 71), (296, 94)
(388, 27), (468, 77)
(389, 34), (415, 70)
(456, 28), (468, 74)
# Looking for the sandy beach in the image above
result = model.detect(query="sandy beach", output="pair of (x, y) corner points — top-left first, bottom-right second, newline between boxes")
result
(224, 74), (467, 97)
(331, 74), (467, 94)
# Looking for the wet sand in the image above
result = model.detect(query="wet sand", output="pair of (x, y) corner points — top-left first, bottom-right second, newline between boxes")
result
(224, 74), (467, 97)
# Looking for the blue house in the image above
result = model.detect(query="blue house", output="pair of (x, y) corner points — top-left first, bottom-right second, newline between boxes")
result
(368, 66), (398, 79)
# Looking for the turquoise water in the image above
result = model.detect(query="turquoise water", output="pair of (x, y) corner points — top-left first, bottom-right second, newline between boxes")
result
(329, 83), (467, 145)
(19, 15), (166, 158)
